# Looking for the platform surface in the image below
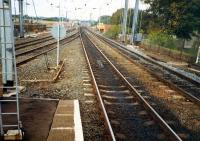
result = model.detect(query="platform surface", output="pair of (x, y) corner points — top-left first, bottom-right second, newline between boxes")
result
(47, 100), (84, 141)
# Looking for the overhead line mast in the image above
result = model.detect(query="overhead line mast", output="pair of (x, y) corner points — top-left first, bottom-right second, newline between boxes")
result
(122, 0), (129, 43)
(18, 0), (24, 38)
(131, 0), (139, 44)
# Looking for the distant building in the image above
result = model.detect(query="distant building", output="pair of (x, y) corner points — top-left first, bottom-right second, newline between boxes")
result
(97, 23), (112, 33)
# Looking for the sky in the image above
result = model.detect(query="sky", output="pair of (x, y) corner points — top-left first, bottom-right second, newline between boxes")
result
(12, 0), (148, 21)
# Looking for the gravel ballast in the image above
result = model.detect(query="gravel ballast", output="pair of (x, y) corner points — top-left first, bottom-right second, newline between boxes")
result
(18, 37), (106, 140)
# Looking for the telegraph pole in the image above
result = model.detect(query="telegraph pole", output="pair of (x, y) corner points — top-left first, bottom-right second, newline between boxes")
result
(122, 0), (129, 43)
(18, 0), (24, 38)
(131, 0), (139, 44)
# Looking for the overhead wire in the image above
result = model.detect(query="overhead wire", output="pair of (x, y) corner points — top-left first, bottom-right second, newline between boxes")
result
(31, 0), (38, 22)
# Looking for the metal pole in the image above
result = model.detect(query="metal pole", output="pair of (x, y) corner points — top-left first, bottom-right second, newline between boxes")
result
(196, 46), (200, 64)
(0, 103), (3, 136)
(106, 4), (109, 24)
(1, 0), (14, 86)
(98, 7), (101, 32)
(31, 0), (38, 23)
(131, 0), (139, 44)
(57, 0), (61, 66)
(90, 13), (92, 26)
(18, 0), (24, 38)
(14, 0), (17, 22)
(66, 11), (67, 22)
(1, 0), (7, 86)
(0, 0), (21, 133)
(122, 0), (129, 42)
(9, 0), (21, 131)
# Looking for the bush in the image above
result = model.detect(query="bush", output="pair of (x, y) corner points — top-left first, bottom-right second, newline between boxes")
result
(148, 30), (176, 49)
(147, 30), (199, 57)
(104, 25), (121, 39)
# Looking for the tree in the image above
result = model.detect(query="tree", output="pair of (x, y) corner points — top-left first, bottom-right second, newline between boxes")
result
(111, 8), (124, 25)
(142, 0), (200, 40)
(105, 25), (121, 39)
(110, 8), (153, 34)
(99, 15), (111, 24)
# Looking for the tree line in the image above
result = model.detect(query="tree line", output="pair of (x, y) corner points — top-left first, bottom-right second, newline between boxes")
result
(100, 0), (200, 41)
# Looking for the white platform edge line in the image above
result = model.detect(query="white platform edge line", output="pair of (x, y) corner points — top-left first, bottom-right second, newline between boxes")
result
(74, 100), (84, 141)
(52, 127), (74, 130)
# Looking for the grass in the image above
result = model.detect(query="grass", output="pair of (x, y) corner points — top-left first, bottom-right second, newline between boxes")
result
(144, 39), (198, 58)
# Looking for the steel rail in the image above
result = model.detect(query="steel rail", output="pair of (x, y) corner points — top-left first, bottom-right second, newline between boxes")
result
(15, 36), (54, 50)
(88, 31), (200, 106)
(16, 33), (80, 66)
(16, 32), (78, 57)
(15, 35), (51, 46)
(80, 32), (116, 141)
(15, 28), (76, 47)
(88, 29), (200, 87)
(87, 29), (200, 106)
(83, 31), (182, 141)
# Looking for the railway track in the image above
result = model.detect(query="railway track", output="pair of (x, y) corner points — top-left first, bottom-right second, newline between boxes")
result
(83, 29), (200, 141)
(15, 28), (76, 50)
(80, 30), (183, 141)
(87, 29), (200, 105)
(15, 34), (51, 46)
(16, 32), (78, 57)
(16, 32), (80, 66)
(15, 35), (54, 50)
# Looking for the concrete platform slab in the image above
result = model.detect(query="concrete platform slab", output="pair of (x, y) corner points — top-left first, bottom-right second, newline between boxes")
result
(47, 100), (84, 141)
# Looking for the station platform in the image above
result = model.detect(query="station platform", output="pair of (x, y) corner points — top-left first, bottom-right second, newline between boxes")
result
(47, 100), (84, 141)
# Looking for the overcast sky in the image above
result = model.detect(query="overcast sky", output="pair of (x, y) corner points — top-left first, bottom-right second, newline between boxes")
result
(12, 0), (148, 20)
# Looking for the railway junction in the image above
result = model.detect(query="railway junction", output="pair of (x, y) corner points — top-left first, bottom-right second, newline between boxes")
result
(0, 0), (200, 141)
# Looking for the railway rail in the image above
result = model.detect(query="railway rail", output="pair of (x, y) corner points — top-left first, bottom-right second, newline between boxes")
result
(15, 28), (76, 50)
(87, 28), (200, 105)
(16, 32), (80, 66)
(15, 34), (51, 46)
(83, 29), (200, 141)
(80, 29), (183, 141)
(15, 35), (54, 50)
(16, 32), (78, 57)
